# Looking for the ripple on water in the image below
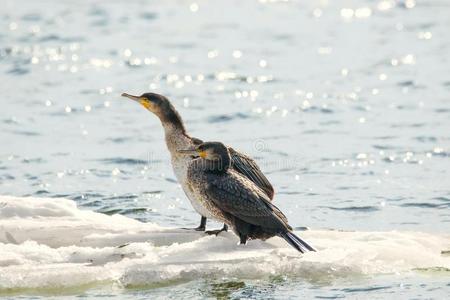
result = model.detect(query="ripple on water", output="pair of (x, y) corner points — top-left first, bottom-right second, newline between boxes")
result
(320, 206), (381, 213)
(50, 193), (72, 198)
(2, 118), (20, 125)
(11, 130), (40, 136)
(207, 112), (251, 123)
(33, 190), (50, 195)
(66, 194), (104, 210)
(105, 137), (134, 144)
(434, 108), (450, 113)
(372, 144), (398, 150)
(341, 285), (392, 293)
(433, 197), (450, 202)
(21, 157), (45, 164)
(0, 174), (15, 181)
(21, 13), (42, 21)
(98, 206), (160, 219)
(97, 157), (148, 165)
(139, 12), (158, 20)
(7, 66), (29, 75)
(414, 136), (437, 143)
(24, 174), (38, 180)
(400, 202), (450, 209)
(431, 151), (449, 158)
(102, 194), (139, 201)
(38, 34), (85, 43)
(301, 106), (334, 114)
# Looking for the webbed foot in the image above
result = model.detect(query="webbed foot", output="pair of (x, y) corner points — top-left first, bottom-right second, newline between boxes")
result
(182, 216), (207, 231)
(205, 224), (228, 236)
(182, 225), (206, 231)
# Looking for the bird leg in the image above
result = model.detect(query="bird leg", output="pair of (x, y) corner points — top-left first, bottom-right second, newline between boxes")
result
(205, 224), (228, 236)
(182, 216), (207, 231)
(239, 234), (248, 245)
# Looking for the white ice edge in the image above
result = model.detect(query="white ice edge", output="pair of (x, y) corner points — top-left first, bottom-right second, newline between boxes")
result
(0, 195), (449, 291)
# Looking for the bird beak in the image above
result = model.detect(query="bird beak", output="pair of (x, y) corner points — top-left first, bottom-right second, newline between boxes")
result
(121, 93), (140, 102)
(177, 148), (199, 156)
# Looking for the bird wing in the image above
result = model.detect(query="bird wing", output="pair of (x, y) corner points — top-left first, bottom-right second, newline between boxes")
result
(190, 138), (274, 200)
(205, 172), (289, 230)
(228, 147), (275, 200)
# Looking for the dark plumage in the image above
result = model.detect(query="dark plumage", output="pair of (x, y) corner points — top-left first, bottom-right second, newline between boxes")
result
(229, 148), (274, 199)
(121, 92), (274, 232)
(180, 142), (316, 253)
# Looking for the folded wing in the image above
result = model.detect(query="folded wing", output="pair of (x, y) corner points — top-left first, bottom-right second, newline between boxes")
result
(205, 172), (289, 230)
(228, 148), (275, 200)
(191, 138), (274, 200)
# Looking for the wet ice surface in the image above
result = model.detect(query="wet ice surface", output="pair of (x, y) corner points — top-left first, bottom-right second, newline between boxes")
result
(0, 196), (449, 298)
(1, 0), (450, 298)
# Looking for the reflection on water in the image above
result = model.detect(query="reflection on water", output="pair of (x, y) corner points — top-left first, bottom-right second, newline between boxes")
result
(1, 0), (450, 298)
(207, 281), (246, 299)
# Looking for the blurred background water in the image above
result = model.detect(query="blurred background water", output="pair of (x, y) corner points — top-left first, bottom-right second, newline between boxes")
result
(1, 0), (449, 298)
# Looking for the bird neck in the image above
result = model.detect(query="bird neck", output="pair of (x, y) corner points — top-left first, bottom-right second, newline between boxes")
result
(157, 103), (193, 154)
(160, 118), (195, 159)
(159, 106), (186, 135)
(163, 123), (192, 154)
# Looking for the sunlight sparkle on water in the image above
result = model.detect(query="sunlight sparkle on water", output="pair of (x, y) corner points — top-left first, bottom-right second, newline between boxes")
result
(189, 3), (199, 12)
(9, 22), (18, 30)
(401, 54), (416, 65)
(259, 59), (267, 68)
(405, 0), (416, 9)
(318, 47), (332, 55)
(232, 50), (243, 59)
(418, 31), (432, 40)
(207, 49), (219, 59)
(378, 1), (394, 11)
(312, 8), (322, 18)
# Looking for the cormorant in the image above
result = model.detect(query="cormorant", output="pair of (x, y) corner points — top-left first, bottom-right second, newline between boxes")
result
(178, 141), (316, 253)
(121, 92), (274, 234)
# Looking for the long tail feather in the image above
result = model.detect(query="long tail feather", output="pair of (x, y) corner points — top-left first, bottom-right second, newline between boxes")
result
(280, 232), (305, 253)
(289, 231), (316, 251)
(280, 231), (316, 253)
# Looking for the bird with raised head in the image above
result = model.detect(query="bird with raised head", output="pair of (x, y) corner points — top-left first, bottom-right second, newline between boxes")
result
(121, 92), (274, 234)
(178, 141), (316, 253)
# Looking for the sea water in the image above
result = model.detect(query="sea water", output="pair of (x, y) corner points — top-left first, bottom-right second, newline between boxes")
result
(1, 0), (449, 298)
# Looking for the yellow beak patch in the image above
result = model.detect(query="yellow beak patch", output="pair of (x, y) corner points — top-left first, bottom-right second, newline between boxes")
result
(140, 99), (153, 110)
(198, 151), (207, 158)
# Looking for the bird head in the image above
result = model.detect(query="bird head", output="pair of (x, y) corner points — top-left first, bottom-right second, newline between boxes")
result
(121, 92), (169, 115)
(178, 142), (231, 172)
(121, 92), (185, 131)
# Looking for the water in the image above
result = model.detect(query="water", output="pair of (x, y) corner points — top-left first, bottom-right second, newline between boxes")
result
(1, 0), (449, 298)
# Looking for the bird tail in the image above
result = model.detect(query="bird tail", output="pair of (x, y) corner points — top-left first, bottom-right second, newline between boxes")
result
(280, 231), (316, 253)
